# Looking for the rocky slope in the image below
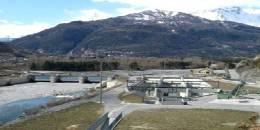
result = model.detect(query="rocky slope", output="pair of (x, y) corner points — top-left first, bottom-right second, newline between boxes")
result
(236, 56), (260, 82)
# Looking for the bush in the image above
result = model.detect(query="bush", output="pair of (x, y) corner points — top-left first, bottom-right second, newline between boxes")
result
(129, 62), (140, 70)
(160, 61), (192, 69)
(249, 114), (259, 124)
(235, 122), (251, 130)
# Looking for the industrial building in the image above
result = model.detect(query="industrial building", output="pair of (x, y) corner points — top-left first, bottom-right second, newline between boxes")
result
(127, 75), (217, 104)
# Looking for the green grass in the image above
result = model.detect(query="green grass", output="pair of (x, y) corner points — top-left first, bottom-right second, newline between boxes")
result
(210, 81), (237, 91)
(116, 109), (256, 130)
(118, 92), (144, 103)
(243, 86), (260, 95)
(0, 102), (103, 130)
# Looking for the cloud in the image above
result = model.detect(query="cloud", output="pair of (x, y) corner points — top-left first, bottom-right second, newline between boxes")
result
(0, 20), (50, 38)
(0, 9), (112, 38)
(65, 9), (113, 22)
(0, 9), (113, 38)
(93, 0), (260, 12)
(244, 8), (260, 14)
(116, 7), (145, 16)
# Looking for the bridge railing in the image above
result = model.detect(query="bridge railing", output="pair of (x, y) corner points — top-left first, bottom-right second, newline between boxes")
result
(109, 112), (123, 130)
(88, 113), (109, 130)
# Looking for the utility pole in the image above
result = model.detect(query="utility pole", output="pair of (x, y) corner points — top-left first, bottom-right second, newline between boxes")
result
(99, 59), (103, 104)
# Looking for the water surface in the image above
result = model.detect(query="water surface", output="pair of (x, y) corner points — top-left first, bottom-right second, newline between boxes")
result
(0, 96), (54, 125)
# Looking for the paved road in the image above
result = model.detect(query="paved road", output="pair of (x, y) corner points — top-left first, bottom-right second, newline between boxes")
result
(90, 84), (125, 113)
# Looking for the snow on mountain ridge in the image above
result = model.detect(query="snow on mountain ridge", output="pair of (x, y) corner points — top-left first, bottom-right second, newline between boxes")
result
(122, 7), (260, 27)
(124, 9), (179, 21)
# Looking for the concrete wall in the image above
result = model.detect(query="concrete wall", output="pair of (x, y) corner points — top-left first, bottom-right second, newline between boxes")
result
(0, 75), (35, 87)
(0, 79), (10, 86)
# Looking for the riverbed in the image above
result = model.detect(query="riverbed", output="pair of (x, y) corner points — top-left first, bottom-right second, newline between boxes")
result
(0, 82), (99, 125)
(0, 82), (98, 106)
(0, 96), (54, 125)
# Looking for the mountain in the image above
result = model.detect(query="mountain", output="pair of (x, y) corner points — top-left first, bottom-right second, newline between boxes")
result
(0, 42), (31, 58)
(193, 7), (260, 27)
(0, 42), (14, 54)
(11, 9), (260, 58)
(0, 38), (15, 42)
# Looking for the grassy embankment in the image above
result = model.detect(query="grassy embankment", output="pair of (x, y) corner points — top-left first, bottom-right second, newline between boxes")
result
(209, 81), (260, 94)
(116, 109), (258, 130)
(118, 92), (145, 103)
(0, 102), (103, 130)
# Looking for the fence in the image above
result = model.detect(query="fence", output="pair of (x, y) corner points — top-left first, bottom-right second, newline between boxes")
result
(108, 112), (123, 130)
(88, 112), (123, 130)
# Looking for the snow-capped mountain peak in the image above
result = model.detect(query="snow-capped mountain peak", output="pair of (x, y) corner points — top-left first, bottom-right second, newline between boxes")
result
(123, 7), (260, 27)
(119, 6), (260, 27)
(122, 9), (211, 26)
(124, 9), (179, 21)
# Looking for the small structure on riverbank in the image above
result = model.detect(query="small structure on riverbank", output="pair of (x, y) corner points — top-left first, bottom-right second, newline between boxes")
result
(191, 68), (214, 77)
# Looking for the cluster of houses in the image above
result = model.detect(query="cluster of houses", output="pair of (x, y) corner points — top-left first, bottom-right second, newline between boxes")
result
(67, 48), (134, 58)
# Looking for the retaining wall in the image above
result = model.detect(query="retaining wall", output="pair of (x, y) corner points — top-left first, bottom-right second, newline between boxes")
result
(0, 75), (34, 87)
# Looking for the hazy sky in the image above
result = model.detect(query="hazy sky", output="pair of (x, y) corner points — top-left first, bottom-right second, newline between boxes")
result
(0, 0), (260, 38)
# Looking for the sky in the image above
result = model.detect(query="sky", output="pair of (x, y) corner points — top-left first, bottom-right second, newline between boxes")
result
(0, 0), (260, 38)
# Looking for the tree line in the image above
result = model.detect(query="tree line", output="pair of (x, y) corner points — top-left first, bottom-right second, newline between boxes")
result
(30, 61), (215, 71)
(30, 61), (120, 71)
(160, 61), (193, 69)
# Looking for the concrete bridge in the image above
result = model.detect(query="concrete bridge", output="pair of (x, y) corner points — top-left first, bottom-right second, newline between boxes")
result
(0, 74), (108, 87)
(34, 74), (92, 83)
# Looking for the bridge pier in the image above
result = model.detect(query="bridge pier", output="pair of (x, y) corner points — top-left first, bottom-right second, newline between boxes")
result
(26, 75), (35, 82)
(186, 88), (190, 98)
(154, 88), (158, 97)
(78, 76), (88, 84)
(50, 75), (61, 83)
